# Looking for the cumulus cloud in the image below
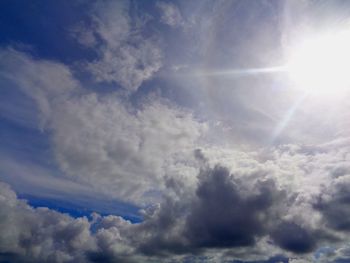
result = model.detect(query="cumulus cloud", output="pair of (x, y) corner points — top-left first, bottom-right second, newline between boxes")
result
(2, 140), (350, 262)
(0, 48), (204, 204)
(50, 94), (205, 203)
(315, 173), (350, 232)
(1, 167), (285, 263)
(132, 164), (289, 260)
(74, 0), (162, 92)
(0, 182), (95, 263)
(271, 222), (316, 254)
(185, 166), (283, 248)
(131, 141), (350, 260)
(0, 182), (140, 263)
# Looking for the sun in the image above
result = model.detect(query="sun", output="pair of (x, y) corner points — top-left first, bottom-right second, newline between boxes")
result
(286, 30), (350, 95)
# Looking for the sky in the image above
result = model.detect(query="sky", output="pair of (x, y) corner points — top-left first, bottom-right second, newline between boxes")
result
(1, 0), (350, 262)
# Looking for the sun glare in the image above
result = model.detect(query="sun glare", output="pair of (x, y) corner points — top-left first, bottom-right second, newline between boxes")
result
(286, 30), (350, 95)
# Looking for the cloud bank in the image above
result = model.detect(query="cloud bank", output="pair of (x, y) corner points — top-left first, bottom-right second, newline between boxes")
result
(2, 141), (350, 262)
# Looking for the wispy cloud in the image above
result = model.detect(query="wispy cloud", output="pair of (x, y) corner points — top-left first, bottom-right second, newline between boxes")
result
(73, 0), (162, 92)
(157, 2), (183, 28)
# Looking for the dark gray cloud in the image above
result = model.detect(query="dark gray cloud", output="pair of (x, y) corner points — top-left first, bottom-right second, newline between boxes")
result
(185, 166), (282, 248)
(315, 175), (350, 232)
(126, 144), (350, 261)
(3, 152), (350, 262)
(271, 222), (316, 254)
(132, 164), (293, 258)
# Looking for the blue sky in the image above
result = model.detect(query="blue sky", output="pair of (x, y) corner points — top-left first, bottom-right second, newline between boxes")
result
(1, 0), (350, 262)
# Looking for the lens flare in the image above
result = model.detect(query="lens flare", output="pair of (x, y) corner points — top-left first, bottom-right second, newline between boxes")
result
(286, 30), (350, 94)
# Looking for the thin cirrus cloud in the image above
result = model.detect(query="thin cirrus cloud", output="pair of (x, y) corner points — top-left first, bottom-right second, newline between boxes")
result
(1, 0), (350, 263)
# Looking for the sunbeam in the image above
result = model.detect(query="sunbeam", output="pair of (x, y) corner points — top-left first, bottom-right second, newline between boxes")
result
(199, 66), (285, 77)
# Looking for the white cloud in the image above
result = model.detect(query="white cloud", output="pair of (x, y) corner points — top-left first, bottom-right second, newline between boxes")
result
(74, 0), (162, 92)
(0, 182), (95, 263)
(86, 42), (161, 92)
(70, 23), (97, 48)
(0, 48), (204, 205)
(0, 48), (80, 127)
(50, 94), (205, 203)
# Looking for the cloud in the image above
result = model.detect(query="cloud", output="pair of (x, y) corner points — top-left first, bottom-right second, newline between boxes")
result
(184, 166), (282, 248)
(271, 222), (316, 254)
(50, 94), (205, 203)
(315, 174), (350, 232)
(127, 142), (350, 260)
(0, 156), (140, 219)
(132, 164), (285, 260)
(70, 22), (97, 48)
(74, 0), (162, 92)
(2, 140), (350, 262)
(2, 47), (350, 260)
(0, 48), (205, 205)
(0, 182), (95, 263)
(0, 48), (80, 127)
(0, 181), (141, 263)
(3, 1), (350, 262)
(157, 2), (183, 28)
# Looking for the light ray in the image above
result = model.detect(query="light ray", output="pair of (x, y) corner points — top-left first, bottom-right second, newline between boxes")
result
(270, 92), (309, 143)
(192, 66), (285, 77)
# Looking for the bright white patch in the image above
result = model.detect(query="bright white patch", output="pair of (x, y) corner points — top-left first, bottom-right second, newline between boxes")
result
(286, 30), (350, 95)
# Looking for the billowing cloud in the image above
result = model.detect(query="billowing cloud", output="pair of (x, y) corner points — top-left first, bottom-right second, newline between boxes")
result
(50, 94), (205, 203)
(185, 166), (282, 248)
(2, 140), (350, 262)
(315, 173), (350, 232)
(271, 222), (316, 254)
(0, 182), (95, 263)
(0, 48), (205, 204)
(131, 143), (350, 261)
